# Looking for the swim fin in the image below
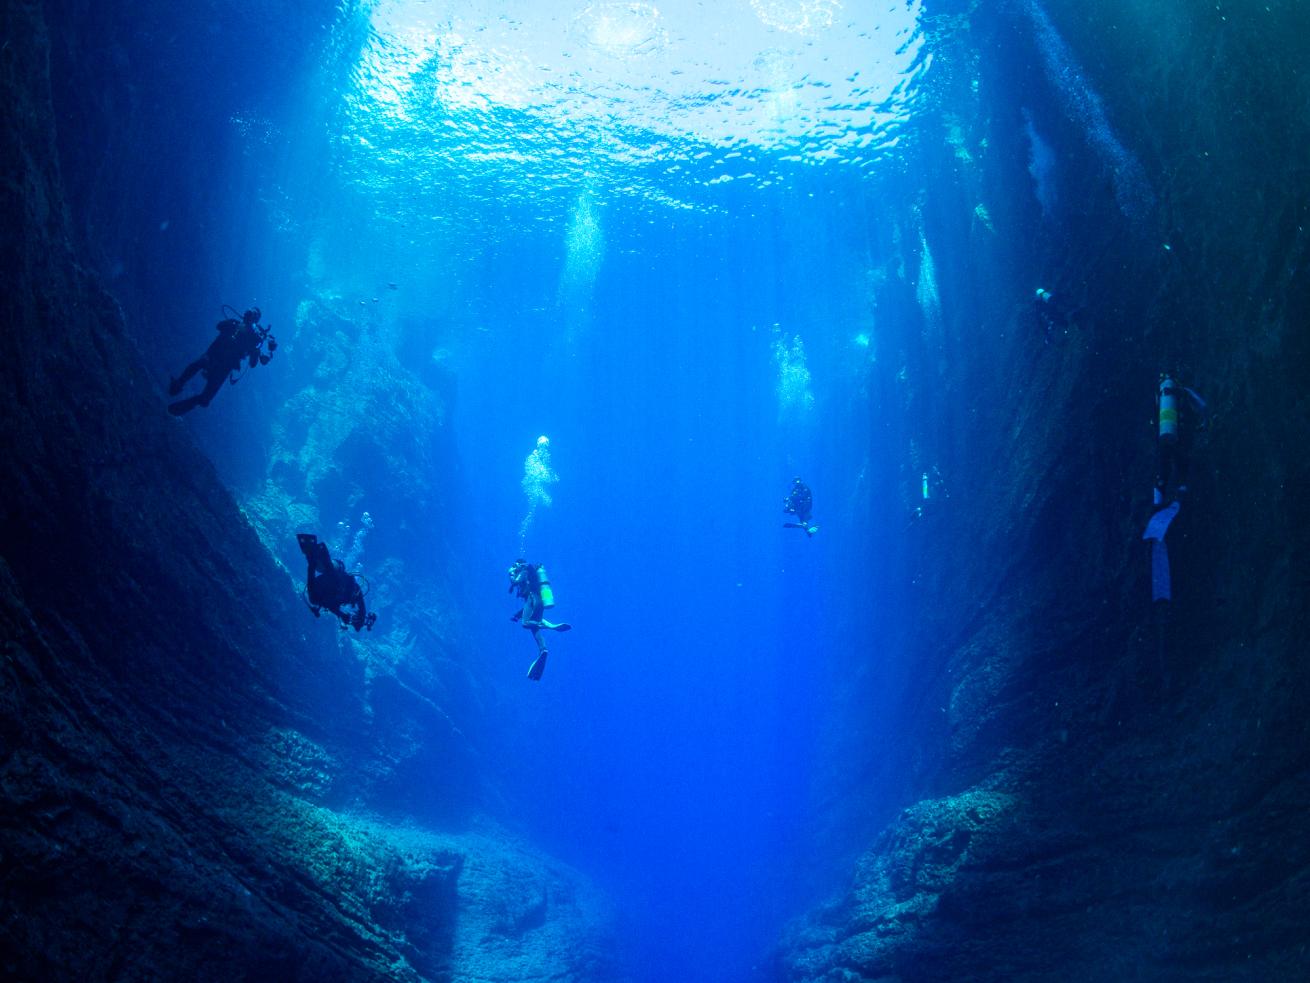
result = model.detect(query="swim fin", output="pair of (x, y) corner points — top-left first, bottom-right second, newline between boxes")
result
(527, 652), (547, 681)
(1143, 501), (1180, 542)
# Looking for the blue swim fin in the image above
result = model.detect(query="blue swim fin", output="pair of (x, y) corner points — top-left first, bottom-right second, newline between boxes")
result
(1143, 501), (1180, 542)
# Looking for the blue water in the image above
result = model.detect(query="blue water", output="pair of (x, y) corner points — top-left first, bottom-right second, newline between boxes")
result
(301, 4), (921, 970)
(79, 0), (965, 977)
(454, 205), (864, 979)
(444, 170), (886, 981)
(41, 0), (1310, 975)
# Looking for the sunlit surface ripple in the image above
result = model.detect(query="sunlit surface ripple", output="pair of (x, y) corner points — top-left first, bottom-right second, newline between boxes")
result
(336, 0), (926, 227)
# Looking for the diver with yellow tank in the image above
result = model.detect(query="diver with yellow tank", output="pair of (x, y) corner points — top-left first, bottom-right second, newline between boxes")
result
(1154, 373), (1207, 511)
(1144, 373), (1208, 609)
(509, 559), (572, 681)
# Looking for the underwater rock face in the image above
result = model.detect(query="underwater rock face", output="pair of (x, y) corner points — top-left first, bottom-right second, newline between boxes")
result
(779, 1), (1310, 980)
(241, 295), (481, 821)
(0, 4), (622, 979)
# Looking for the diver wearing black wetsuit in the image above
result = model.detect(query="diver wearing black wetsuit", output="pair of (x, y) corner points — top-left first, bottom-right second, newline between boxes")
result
(297, 533), (376, 631)
(783, 477), (817, 536)
(168, 307), (274, 415)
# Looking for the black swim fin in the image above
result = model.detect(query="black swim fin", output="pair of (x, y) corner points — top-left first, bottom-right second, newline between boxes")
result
(527, 652), (547, 681)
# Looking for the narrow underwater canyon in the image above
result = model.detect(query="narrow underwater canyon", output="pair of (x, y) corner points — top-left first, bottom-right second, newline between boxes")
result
(3, 1), (1309, 982)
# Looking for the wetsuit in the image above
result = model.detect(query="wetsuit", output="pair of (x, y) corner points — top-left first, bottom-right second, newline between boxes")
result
(1155, 382), (1199, 507)
(169, 318), (263, 415)
(784, 482), (813, 527)
(509, 562), (570, 675)
(302, 535), (371, 630)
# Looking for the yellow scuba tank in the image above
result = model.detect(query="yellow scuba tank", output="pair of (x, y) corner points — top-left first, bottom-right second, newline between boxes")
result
(536, 565), (555, 609)
(1158, 375), (1178, 444)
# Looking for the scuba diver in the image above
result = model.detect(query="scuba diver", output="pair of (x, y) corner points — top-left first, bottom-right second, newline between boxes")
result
(168, 306), (276, 416)
(1154, 372), (1207, 510)
(782, 477), (818, 536)
(1144, 373), (1208, 611)
(907, 466), (944, 525)
(508, 559), (571, 681)
(296, 533), (376, 632)
(1034, 286), (1079, 344)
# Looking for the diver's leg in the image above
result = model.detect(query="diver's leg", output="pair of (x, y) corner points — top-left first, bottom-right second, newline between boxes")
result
(1175, 434), (1192, 500)
(310, 542), (332, 576)
(170, 358), (205, 395)
(167, 395), (202, 416)
(526, 628), (548, 681)
(1154, 441), (1173, 507)
(195, 370), (226, 408)
(305, 572), (327, 615)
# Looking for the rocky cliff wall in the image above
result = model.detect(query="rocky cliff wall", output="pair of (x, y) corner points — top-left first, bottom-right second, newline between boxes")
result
(781, 2), (1310, 980)
(0, 4), (624, 979)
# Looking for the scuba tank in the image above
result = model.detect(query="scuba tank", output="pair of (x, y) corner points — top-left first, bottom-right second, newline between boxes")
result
(1158, 375), (1179, 444)
(536, 565), (556, 609)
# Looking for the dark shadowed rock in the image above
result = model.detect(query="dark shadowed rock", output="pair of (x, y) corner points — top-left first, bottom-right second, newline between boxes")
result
(779, 2), (1310, 981)
(0, 4), (626, 979)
